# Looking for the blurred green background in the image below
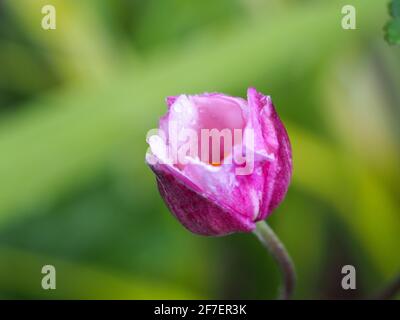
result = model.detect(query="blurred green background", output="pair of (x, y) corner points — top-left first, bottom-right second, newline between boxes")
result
(0, 0), (399, 299)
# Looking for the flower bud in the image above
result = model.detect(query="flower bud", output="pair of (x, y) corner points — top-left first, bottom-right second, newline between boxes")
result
(146, 88), (292, 236)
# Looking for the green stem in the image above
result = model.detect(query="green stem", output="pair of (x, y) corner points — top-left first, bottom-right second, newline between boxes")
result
(253, 220), (296, 300)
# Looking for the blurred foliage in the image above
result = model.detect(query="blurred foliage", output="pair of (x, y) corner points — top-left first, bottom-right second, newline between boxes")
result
(0, 0), (399, 299)
(384, 0), (400, 45)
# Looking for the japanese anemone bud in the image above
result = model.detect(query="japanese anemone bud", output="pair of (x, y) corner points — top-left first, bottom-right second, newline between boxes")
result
(146, 88), (292, 236)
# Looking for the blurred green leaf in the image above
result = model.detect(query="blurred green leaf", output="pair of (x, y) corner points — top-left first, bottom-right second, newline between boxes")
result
(289, 125), (400, 278)
(0, 246), (201, 299)
(389, 0), (400, 18)
(5, 0), (118, 82)
(384, 19), (400, 45)
(385, 0), (400, 44)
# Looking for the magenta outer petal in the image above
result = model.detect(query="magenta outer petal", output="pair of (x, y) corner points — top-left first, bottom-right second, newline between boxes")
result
(166, 96), (178, 108)
(265, 110), (292, 214)
(182, 159), (261, 221)
(247, 88), (293, 221)
(150, 164), (256, 236)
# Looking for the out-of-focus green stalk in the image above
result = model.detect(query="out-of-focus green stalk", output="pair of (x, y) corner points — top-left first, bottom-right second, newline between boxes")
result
(254, 221), (296, 300)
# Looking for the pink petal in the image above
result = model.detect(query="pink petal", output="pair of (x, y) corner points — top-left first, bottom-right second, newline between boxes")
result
(247, 88), (292, 220)
(150, 162), (255, 236)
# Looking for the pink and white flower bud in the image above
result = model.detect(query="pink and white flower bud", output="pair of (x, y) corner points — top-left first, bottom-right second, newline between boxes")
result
(146, 88), (292, 236)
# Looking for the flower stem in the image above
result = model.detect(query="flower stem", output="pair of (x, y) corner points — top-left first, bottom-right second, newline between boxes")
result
(253, 220), (296, 300)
